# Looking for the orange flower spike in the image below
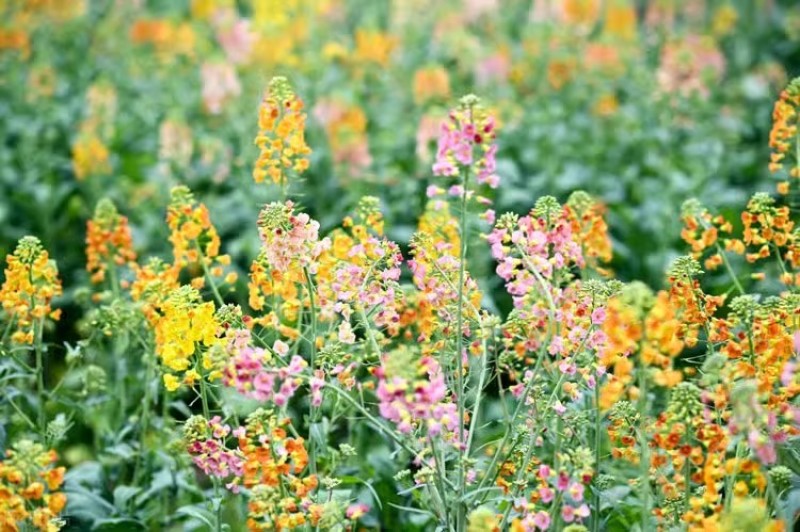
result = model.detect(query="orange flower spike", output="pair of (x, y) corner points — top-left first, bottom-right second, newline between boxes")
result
(769, 78), (800, 176)
(85, 199), (137, 285)
(253, 77), (311, 187)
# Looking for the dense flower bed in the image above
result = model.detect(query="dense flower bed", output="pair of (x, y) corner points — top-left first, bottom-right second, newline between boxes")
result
(4, 1), (800, 531)
(2, 73), (800, 530)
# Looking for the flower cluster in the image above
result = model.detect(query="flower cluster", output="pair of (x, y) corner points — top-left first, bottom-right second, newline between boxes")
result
(220, 327), (308, 406)
(376, 349), (459, 441)
(0, 440), (67, 531)
(0, 236), (62, 344)
(85, 198), (137, 285)
(510, 465), (592, 531)
(71, 134), (111, 181)
(489, 197), (584, 307)
(182, 408), (329, 530)
(166, 186), (235, 289)
(325, 197), (403, 341)
(432, 94), (499, 189)
(769, 76), (800, 177)
(312, 99), (372, 178)
(253, 76), (311, 187)
(130, 257), (180, 323)
(248, 200), (328, 334)
(183, 415), (244, 490)
(153, 285), (219, 391)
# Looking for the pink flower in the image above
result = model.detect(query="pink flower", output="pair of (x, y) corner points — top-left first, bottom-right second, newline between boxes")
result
(538, 464), (551, 479)
(539, 486), (554, 503)
(568, 481), (585, 502)
(200, 62), (241, 115)
(432, 103), (499, 190)
(213, 9), (254, 65)
(474, 52), (510, 87)
(591, 307), (606, 325)
(346, 503), (369, 520)
(310, 377), (325, 407)
(273, 340), (289, 357)
(532, 511), (551, 530)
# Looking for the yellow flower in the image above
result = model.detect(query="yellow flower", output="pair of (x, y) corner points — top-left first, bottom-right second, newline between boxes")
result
(71, 134), (110, 181)
(0, 236), (62, 344)
(604, 1), (637, 41)
(712, 4), (738, 37)
(354, 29), (396, 67)
(253, 77), (312, 187)
(154, 286), (219, 391)
(166, 186), (221, 271)
(413, 66), (451, 105)
(163, 374), (181, 392)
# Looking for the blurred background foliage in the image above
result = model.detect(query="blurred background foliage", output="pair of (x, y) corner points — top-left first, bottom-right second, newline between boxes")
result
(0, 0), (799, 359)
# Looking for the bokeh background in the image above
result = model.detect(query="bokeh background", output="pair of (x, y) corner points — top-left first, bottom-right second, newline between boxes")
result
(1, 0), (799, 357)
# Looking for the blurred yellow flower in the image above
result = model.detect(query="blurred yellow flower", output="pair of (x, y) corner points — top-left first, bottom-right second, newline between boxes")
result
(354, 29), (396, 67)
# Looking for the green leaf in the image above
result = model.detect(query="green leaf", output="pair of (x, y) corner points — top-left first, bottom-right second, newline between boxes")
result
(92, 518), (146, 531)
(113, 485), (141, 511)
(176, 504), (217, 529)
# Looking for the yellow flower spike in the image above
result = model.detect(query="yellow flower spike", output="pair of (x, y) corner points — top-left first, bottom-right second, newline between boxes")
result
(0, 236), (62, 345)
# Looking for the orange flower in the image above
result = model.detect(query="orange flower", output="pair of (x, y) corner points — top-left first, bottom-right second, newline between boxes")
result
(86, 199), (137, 285)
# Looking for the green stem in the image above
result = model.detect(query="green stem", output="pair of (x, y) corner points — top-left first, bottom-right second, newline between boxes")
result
(637, 342), (651, 527)
(303, 267), (319, 480)
(429, 437), (451, 532)
(475, 371), (537, 497)
(195, 242), (224, 307)
(198, 375), (222, 532)
(358, 307), (382, 357)
(465, 338), (489, 457)
(35, 317), (46, 436)
(134, 350), (156, 484)
(593, 379), (602, 532)
(499, 372), (568, 528)
(324, 383), (422, 461)
(455, 162), (470, 531)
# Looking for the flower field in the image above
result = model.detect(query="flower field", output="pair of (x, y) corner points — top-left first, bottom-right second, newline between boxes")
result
(3, 1), (800, 531)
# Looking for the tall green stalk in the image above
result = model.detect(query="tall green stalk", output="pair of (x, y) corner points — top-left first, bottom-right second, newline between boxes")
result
(455, 163), (470, 531)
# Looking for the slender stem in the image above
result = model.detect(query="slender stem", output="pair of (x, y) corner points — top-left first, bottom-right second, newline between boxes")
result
(35, 317), (46, 435)
(134, 349), (156, 484)
(324, 383), (421, 460)
(593, 378), (602, 532)
(715, 242), (744, 295)
(198, 375), (222, 532)
(108, 260), (121, 299)
(499, 372), (567, 528)
(637, 336), (651, 527)
(455, 162), (470, 531)
(474, 374), (536, 497)
(303, 267), (319, 479)
(429, 437), (451, 532)
(199, 376), (211, 419)
(465, 338), (489, 457)
(358, 307), (382, 357)
(7, 397), (36, 430)
(724, 442), (744, 510)
(195, 242), (224, 307)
